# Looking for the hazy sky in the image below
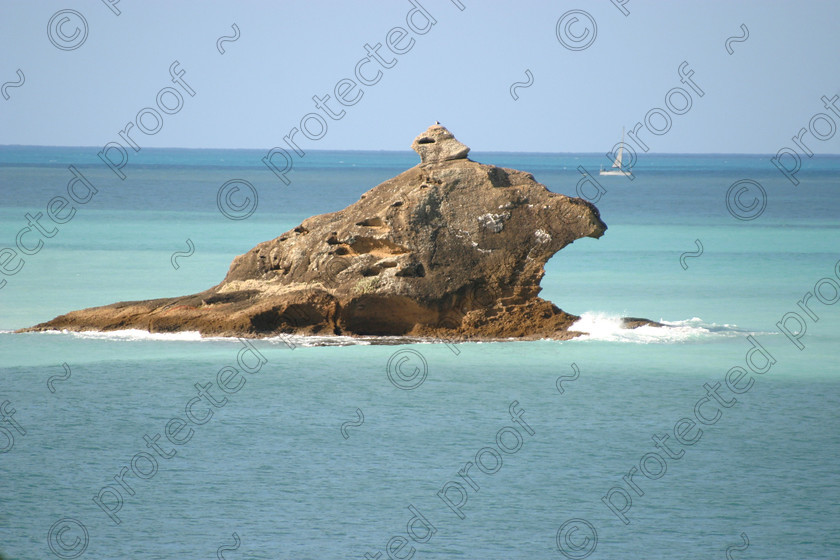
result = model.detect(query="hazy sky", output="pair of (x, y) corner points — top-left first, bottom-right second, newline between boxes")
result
(1, 0), (839, 153)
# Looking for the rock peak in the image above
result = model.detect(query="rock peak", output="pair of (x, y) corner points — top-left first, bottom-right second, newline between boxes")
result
(411, 124), (470, 163)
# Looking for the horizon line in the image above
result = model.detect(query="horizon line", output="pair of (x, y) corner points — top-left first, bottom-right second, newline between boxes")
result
(1, 144), (839, 157)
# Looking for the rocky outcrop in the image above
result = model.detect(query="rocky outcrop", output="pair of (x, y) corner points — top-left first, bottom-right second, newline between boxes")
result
(411, 124), (470, 163)
(21, 125), (658, 341)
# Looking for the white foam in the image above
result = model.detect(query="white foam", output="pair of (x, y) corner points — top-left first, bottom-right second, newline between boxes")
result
(25, 329), (417, 347)
(12, 317), (774, 347)
(263, 333), (373, 348)
(261, 333), (462, 348)
(43, 329), (209, 342)
(569, 312), (754, 344)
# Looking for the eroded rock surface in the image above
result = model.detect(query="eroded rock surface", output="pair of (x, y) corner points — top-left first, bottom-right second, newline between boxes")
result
(22, 124), (657, 340)
(411, 124), (470, 163)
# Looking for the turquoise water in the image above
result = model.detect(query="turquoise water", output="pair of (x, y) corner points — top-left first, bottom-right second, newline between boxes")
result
(1, 148), (839, 559)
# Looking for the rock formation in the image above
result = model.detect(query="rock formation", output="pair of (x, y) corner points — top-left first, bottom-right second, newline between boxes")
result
(21, 124), (659, 341)
(411, 124), (470, 163)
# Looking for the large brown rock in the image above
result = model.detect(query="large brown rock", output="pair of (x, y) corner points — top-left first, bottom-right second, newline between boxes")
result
(21, 124), (654, 341)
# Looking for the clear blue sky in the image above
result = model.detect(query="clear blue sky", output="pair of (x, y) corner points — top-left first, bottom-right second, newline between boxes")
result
(1, 0), (839, 153)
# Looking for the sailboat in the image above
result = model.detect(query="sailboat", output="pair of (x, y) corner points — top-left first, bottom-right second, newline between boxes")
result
(600, 127), (627, 176)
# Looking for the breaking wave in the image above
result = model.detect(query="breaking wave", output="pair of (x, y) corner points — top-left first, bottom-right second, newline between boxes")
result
(11, 316), (776, 346)
(568, 312), (771, 344)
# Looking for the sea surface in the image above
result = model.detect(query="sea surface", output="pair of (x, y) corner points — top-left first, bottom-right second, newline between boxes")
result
(1, 147), (839, 559)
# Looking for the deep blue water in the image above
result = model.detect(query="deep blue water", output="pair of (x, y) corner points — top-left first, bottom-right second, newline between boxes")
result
(1, 147), (839, 559)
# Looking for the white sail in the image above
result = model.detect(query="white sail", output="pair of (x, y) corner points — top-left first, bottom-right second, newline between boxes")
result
(610, 127), (626, 169)
(611, 144), (624, 168)
(600, 127), (627, 176)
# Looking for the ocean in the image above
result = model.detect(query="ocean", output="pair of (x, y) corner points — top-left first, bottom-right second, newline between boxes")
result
(1, 147), (839, 559)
